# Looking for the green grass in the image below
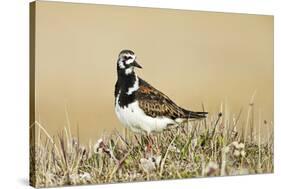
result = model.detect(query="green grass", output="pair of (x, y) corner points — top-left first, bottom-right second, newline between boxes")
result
(30, 104), (274, 188)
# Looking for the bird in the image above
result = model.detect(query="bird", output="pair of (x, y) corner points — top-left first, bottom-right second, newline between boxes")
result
(114, 49), (207, 136)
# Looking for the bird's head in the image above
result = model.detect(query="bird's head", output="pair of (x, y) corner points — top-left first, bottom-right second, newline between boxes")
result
(117, 49), (142, 75)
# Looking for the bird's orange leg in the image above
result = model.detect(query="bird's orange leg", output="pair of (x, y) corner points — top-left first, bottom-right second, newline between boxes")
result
(145, 133), (154, 156)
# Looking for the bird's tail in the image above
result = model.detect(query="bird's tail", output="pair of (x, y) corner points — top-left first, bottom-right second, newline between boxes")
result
(183, 109), (208, 119)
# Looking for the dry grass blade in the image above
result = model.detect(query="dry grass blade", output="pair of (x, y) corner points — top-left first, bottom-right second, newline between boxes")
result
(160, 130), (179, 176)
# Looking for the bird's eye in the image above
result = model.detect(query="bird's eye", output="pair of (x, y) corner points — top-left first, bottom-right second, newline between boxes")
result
(124, 56), (132, 60)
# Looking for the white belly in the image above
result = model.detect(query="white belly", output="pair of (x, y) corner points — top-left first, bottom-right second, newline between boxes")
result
(115, 100), (176, 134)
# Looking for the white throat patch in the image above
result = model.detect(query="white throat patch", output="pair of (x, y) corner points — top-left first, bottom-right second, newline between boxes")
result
(118, 61), (125, 69)
(127, 75), (139, 95)
(125, 67), (134, 75)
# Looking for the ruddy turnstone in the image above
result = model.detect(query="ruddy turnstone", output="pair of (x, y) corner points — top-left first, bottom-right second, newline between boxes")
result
(114, 50), (207, 135)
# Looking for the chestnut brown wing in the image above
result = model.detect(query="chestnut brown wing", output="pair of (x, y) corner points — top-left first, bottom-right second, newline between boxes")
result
(136, 79), (186, 119)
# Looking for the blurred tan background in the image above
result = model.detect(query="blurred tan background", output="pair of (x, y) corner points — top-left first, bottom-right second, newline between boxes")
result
(34, 1), (273, 144)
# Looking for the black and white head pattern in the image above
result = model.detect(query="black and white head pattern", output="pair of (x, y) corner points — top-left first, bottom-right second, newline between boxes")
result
(117, 49), (142, 75)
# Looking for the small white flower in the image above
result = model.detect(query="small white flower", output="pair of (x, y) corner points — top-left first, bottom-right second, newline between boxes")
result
(238, 143), (245, 149)
(223, 146), (230, 153)
(240, 150), (246, 157)
(234, 150), (240, 157)
(153, 155), (162, 167)
(69, 174), (79, 182)
(80, 172), (91, 180)
(93, 138), (104, 154)
(208, 161), (218, 169)
(170, 144), (180, 153)
(140, 158), (156, 173)
(232, 141), (239, 149)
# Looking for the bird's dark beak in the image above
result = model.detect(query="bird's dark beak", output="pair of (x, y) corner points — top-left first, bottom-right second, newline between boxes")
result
(132, 61), (142, 69)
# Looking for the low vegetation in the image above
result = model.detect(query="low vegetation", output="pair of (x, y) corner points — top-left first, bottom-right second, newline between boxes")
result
(30, 104), (273, 187)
